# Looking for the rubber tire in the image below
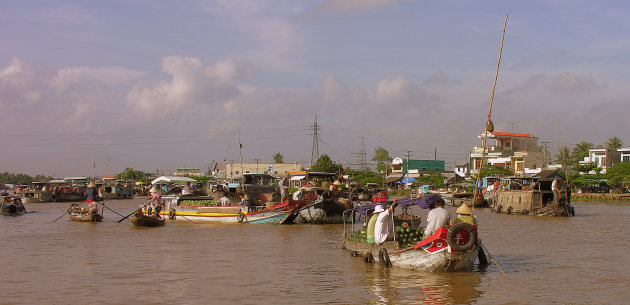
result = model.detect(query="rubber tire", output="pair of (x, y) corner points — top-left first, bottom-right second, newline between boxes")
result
(379, 248), (391, 267)
(365, 252), (374, 264)
(447, 222), (477, 253)
(506, 206), (513, 214)
(570, 206), (575, 217)
(322, 190), (334, 201)
(237, 212), (245, 223)
(495, 205), (502, 213)
(168, 209), (176, 220)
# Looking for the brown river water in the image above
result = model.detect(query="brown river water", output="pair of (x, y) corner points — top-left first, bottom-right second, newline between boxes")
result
(2, 198), (629, 304)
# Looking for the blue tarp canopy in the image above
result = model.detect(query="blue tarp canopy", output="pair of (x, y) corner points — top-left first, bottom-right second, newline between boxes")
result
(398, 177), (416, 184)
(355, 194), (443, 215)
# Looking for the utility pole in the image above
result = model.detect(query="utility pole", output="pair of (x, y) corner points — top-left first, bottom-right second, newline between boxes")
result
(254, 158), (260, 173)
(405, 150), (413, 178)
(311, 115), (320, 167)
(541, 141), (550, 167)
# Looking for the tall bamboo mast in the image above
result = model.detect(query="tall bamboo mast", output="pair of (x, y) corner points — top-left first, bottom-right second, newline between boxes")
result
(473, 14), (508, 211)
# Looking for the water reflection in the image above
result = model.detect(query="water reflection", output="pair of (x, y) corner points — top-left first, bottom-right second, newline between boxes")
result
(365, 266), (482, 304)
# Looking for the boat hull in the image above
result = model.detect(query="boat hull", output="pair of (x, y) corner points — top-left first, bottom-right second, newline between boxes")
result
(294, 200), (349, 224)
(1, 204), (26, 216)
(130, 212), (165, 227)
(67, 212), (103, 222)
(493, 190), (573, 216)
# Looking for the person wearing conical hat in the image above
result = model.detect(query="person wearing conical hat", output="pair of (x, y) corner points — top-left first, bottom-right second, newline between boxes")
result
(280, 173), (290, 203)
(85, 181), (100, 217)
(148, 186), (163, 218)
(451, 204), (477, 226)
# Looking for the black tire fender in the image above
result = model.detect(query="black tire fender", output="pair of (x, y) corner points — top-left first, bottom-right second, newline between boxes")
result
(365, 252), (374, 264)
(506, 206), (513, 214)
(322, 190), (334, 201)
(168, 209), (176, 220)
(448, 222), (477, 252)
(495, 205), (502, 213)
(237, 211), (245, 223)
(379, 248), (391, 267)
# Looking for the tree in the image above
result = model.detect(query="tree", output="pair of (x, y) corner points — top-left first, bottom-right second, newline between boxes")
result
(572, 162), (601, 174)
(116, 168), (152, 183)
(273, 153), (284, 163)
(479, 166), (513, 178)
(605, 162), (630, 187)
(605, 136), (623, 150)
(346, 169), (382, 185)
(311, 154), (342, 173)
(569, 141), (593, 165)
(371, 147), (392, 176)
(555, 146), (570, 165)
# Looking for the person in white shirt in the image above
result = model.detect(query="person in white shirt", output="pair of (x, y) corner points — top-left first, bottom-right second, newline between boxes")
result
(374, 199), (399, 245)
(181, 183), (192, 195)
(424, 198), (450, 238)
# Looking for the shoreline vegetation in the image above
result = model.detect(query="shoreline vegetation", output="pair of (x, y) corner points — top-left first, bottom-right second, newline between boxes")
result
(571, 193), (630, 202)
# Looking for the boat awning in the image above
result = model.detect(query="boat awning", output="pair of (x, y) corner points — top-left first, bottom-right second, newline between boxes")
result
(291, 175), (305, 181)
(385, 176), (402, 183)
(399, 177), (416, 184)
(151, 176), (197, 185)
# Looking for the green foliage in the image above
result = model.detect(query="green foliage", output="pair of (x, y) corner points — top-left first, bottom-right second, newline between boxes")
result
(572, 162), (601, 174)
(273, 153), (284, 163)
(372, 147), (392, 175)
(412, 172), (446, 187)
(555, 146), (570, 165)
(569, 141), (593, 165)
(0, 172), (53, 184)
(310, 154), (342, 173)
(345, 169), (383, 186)
(605, 137), (623, 150)
(479, 166), (512, 178)
(116, 168), (152, 183)
(605, 162), (630, 187)
(570, 173), (606, 187)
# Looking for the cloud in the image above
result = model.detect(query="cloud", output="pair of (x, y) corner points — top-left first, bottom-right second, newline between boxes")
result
(51, 66), (146, 91)
(126, 56), (245, 117)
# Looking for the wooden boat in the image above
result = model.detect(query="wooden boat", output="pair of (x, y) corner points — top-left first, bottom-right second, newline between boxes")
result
(161, 195), (307, 224)
(129, 210), (165, 227)
(1, 202), (26, 216)
(293, 199), (349, 224)
(66, 204), (103, 222)
(491, 174), (574, 217)
(343, 223), (480, 272)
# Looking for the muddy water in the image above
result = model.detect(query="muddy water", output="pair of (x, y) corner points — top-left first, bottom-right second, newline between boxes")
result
(1, 199), (629, 304)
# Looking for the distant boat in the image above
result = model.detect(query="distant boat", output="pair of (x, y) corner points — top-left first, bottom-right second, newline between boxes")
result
(66, 204), (103, 222)
(129, 210), (165, 227)
(1, 197), (26, 216)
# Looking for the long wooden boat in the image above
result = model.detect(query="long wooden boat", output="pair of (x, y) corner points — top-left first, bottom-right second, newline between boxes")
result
(66, 205), (103, 222)
(343, 223), (480, 272)
(129, 210), (165, 227)
(20, 190), (53, 203)
(491, 176), (574, 217)
(161, 195), (307, 224)
(1, 204), (26, 216)
(293, 199), (349, 224)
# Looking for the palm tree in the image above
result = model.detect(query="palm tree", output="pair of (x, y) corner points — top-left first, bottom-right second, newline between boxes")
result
(272, 153), (284, 163)
(569, 141), (593, 165)
(555, 146), (570, 165)
(605, 136), (623, 149)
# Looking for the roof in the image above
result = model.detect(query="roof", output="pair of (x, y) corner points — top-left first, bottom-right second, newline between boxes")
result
(491, 131), (534, 138)
(151, 176), (197, 184)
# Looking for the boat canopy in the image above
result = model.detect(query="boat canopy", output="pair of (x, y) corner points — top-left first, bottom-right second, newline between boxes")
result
(151, 176), (197, 185)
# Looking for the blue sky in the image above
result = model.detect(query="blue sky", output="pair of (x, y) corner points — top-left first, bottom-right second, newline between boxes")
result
(1, 0), (629, 177)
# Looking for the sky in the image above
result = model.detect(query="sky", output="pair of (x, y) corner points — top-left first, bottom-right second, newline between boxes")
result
(2, 0), (630, 177)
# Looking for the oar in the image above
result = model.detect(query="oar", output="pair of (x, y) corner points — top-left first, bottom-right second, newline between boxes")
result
(98, 201), (125, 218)
(117, 204), (148, 223)
(52, 211), (68, 223)
(479, 239), (506, 275)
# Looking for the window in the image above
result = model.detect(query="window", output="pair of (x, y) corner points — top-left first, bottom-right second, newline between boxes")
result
(623, 156), (630, 162)
(235, 171), (239, 174)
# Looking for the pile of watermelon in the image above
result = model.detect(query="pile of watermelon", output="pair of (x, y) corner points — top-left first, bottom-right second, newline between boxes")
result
(347, 228), (368, 242)
(395, 223), (425, 248)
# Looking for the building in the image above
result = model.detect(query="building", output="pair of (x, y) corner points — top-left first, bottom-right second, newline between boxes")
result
(618, 147), (630, 163)
(225, 162), (302, 180)
(174, 168), (202, 177)
(470, 131), (546, 176)
(454, 163), (468, 178)
(579, 148), (621, 174)
(390, 158), (445, 177)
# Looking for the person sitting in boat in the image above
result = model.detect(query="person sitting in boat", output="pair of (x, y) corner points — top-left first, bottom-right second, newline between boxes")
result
(148, 187), (163, 218)
(373, 199), (399, 245)
(450, 204), (476, 226)
(181, 183), (192, 195)
(85, 182), (100, 217)
(424, 198), (450, 238)
(219, 194), (231, 206)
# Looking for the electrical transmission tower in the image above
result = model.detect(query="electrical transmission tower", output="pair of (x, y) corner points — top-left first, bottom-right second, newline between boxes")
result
(311, 115), (320, 166)
(359, 137), (367, 170)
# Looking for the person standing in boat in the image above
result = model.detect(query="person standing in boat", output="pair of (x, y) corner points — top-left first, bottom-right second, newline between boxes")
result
(181, 182), (192, 195)
(280, 173), (290, 203)
(552, 178), (560, 204)
(147, 187), (163, 218)
(424, 198), (450, 238)
(85, 182), (100, 216)
(374, 199), (399, 245)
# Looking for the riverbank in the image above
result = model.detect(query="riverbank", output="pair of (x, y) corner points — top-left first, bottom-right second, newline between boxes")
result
(571, 192), (630, 202)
